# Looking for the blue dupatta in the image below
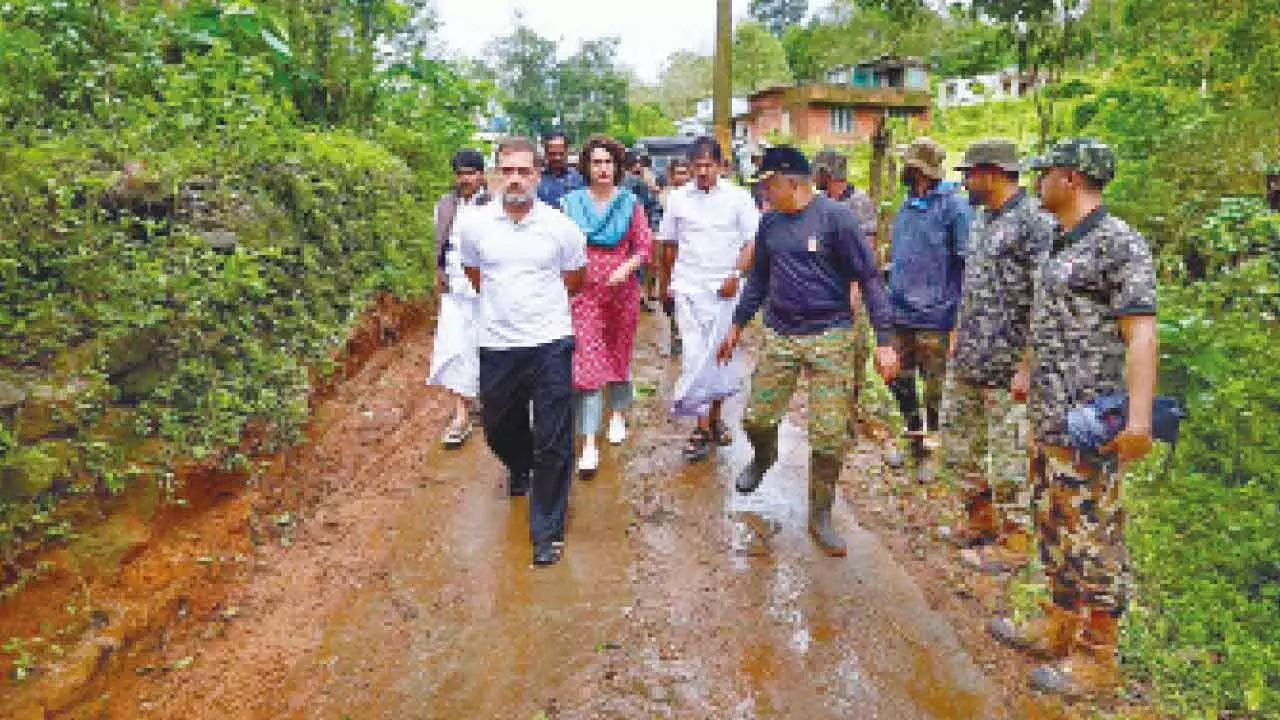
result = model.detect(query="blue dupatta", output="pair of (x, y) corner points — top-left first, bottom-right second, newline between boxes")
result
(562, 187), (637, 248)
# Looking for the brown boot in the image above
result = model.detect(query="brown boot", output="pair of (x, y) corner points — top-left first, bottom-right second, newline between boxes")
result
(989, 600), (1079, 660)
(808, 454), (848, 557)
(1029, 607), (1121, 697)
(949, 483), (999, 547)
(959, 527), (1033, 574)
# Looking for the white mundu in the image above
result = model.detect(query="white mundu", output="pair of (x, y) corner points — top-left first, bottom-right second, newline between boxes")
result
(458, 200), (587, 350)
(428, 198), (484, 397)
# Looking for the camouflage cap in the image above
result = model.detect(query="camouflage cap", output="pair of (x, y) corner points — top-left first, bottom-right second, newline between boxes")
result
(954, 138), (1021, 172)
(812, 148), (849, 181)
(902, 137), (947, 180)
(1040, 137), (1116, 185)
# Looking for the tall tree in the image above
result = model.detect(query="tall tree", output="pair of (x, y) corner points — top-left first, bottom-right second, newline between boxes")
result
(732, 20), (793, 93)
(484, 17), (558, 136)
(748, 0), (808, 37)
(655, 50), (713, 119)
(555, 38), (630, 142)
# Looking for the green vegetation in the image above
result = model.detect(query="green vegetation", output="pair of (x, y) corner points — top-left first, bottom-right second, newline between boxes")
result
(0, 0), (479, 566)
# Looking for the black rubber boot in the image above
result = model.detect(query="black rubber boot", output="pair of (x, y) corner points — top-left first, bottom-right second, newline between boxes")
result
(735, 424), (779, 494)
(808, 454), (848, 556)
(886, 376), (921, 469)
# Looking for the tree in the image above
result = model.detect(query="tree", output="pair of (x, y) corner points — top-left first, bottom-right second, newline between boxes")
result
(555, 38), (630, 143)
(655, 50), (713, 119)
(732, 20), (793, 94)
(484, 17), (558, 136)
(748, 0), (808, 37)
(781, 20), (820, 82)
(607, 102), (677, 146)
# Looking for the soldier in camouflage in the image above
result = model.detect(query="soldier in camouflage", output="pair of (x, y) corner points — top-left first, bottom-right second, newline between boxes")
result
(813, 149), (880, 435)
(945, 139), (1053, 572)
(989, 138), (1159, 698)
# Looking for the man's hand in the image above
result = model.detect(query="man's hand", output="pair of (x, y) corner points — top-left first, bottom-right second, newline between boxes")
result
(873, 346), (900, 383)
(718, 274), (740, 299)
(661, 292), (675, 317)
(1010, 367), (1030, 402)
(716, 325), (742, 364)
(947, 329), (958, 358)
(1102, 426), (1153, 464)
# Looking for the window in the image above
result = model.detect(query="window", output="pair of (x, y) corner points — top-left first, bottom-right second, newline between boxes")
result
(830, 106), (853, 134)
(906, 67), (929, 90)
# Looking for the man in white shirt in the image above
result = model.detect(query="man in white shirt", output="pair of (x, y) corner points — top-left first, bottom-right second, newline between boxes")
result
(458, 137), (588, 567)
(658, 136), (761, 462)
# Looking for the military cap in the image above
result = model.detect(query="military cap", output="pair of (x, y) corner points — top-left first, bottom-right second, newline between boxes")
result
(954, 138), (1021, 172)
(1039, 137), (1116, 185)
(812, 148), (850, 181)
(757, 145), (811, 180)
(902, 137), (947, 180)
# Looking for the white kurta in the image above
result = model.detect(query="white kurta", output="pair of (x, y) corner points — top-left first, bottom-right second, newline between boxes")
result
(670, 291), (743, 417)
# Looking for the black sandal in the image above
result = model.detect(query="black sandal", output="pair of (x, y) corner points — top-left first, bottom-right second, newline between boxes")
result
(682, 427), (712, 462)
(710, 419), (733, 447)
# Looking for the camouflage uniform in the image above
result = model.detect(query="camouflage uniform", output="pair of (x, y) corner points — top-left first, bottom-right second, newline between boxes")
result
(1027, 174), (1157, 613)
(945, 185), (1054, 538)
(743, 325), (855, 458)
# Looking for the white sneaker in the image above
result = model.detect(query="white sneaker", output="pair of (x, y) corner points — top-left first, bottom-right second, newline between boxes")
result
(578, 440), (600, 474)
(606, 413), (627, 445)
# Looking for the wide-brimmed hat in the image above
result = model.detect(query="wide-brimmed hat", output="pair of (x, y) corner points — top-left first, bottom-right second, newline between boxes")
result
(902, 137), (946, 180)
(954, 139), (1021, 172)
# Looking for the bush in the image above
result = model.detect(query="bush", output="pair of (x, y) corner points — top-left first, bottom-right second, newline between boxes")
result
(1123, 199), (1280, 717)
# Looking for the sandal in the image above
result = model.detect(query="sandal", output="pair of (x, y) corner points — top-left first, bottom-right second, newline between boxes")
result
(440, 420), (472, 449)
(710, 419), (734, 447)
(682, 427), (712, 462)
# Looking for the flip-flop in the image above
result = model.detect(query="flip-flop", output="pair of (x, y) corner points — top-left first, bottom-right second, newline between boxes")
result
(710, 419), (734, 447)
(682, 427), (712, 462)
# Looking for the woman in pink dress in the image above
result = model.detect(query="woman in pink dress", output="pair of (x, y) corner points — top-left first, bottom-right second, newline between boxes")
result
(563, 135), (654, 475)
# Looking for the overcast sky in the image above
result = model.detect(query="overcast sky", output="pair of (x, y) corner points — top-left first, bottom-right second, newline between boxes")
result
(434, 0), (819, 83)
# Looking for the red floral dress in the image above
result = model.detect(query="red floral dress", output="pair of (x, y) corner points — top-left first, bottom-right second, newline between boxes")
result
(570, 203), (653, 391)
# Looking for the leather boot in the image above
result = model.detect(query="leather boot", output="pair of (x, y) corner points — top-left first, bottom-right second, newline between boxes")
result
(735, 424), (778, 494)
(1029, 607), (1122, 697)
(808, 454), (848, 557)
(989, 600), (1079, 660)
(950, 484), (999, 547)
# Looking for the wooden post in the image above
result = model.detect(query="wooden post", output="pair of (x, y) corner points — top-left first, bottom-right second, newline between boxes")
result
(713, 0), (732, 156)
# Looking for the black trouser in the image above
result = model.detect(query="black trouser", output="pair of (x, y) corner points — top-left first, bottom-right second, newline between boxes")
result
(478, 337), (575, 546)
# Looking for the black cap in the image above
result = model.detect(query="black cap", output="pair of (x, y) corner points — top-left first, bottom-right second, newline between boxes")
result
(757, 146), (810, 180)
(451, 149), (485, 172)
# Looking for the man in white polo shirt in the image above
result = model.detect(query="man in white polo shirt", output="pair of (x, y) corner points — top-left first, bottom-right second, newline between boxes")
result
(658, 136), (760, 462)
(458, 136), (588, 567)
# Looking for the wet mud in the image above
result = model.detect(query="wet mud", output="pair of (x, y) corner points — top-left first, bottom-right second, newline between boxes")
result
(2, 311), (1068, 719)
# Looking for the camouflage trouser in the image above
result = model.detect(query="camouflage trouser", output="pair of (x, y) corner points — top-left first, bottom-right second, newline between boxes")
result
(1034, 446), (1130, 615)
(744, 325), (853, 458)
(889, 328), (949, 431)
(843, 310), (871, 427)
(942, 380), (1032, 531)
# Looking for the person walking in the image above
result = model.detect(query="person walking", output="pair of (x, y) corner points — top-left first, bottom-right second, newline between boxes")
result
(458, 137), (588, 567)
(658, 136), (760, 461)
(428, 149), (491, 448)
(885, 137), (973, 482)
(988, 139), (1158, 697)
(813, 149), (880, 436)
(946, 139), (1052, 570)
(658, 158), (692, 355)
(561, 135), (654, 475)
(536, 129), (583, 208)
(718, 146), (899, 557)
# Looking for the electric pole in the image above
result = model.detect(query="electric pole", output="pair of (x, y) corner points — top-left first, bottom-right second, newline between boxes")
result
(713, 0), (732, 155)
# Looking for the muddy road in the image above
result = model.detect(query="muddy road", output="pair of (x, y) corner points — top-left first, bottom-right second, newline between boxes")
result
(9, 313), (1000, 719)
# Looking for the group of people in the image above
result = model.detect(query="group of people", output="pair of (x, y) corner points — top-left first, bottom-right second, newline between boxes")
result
(427, 128), (1158, 698)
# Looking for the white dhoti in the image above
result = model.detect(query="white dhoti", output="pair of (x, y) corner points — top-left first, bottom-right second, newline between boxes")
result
(427, 252), (479, 398)
(671, 291), (743, 417)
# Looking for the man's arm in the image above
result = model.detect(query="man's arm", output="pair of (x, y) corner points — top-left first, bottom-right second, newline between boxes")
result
(559, 220), (589, 296)
(656, 199), (679, 303)
(718, 193), (763, 299)
(563, 268), (585, 295)
(464, 266), (481, 293)
(1105, 314), (1157, 462)
(842, 217), (899, 381)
